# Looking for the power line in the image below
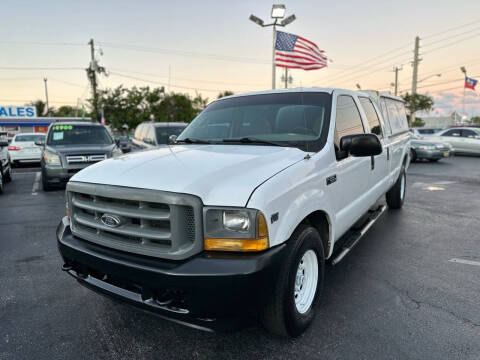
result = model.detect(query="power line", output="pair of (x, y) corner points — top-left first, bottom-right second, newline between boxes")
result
(423, 32), (480, 55)
(423, 26), (480, 48)
(99, 41), (271, 64)
(0, 40), (85, 46)
(422, 20), (480, 40)
(109, 71), (225, 93)
(109, 67), (266, 87)
(0, 66), (83, 71)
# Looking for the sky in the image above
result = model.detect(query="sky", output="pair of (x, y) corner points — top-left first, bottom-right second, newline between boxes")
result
(1, 0), (480, 118)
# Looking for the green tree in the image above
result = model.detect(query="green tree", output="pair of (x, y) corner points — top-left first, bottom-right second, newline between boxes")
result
(402, 93), (434, 125)
(217, 91), (234, 99)
(471, 116), (480, 124)
(28, 100), (51, 117)
(411, 117), (425, 127)
(53, 106), (76, 117)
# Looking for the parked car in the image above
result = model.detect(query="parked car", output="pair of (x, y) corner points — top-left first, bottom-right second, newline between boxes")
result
(410, 127), (443, 137)
(39, 122), (123, 191)
(132, 122), (187, 149)
(0, 132), (12, 193)
(428, 127), (480, 155)
(57, 88), (410, 337)
(409, 133), (452, 162)
(114, 135), (132, 153)
(8, 133), (46, 166)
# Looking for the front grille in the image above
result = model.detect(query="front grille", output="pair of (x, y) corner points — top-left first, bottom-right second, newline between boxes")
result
(67, 182), (203, 260)
(66, 154), (107, 164)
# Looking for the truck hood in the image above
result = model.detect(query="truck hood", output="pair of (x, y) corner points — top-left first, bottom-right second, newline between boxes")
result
(47, 144), (115, 155)
(70, 144), (305, 206)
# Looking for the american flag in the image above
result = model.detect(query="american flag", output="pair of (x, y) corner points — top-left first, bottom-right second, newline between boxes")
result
(275, 31), (327, 70)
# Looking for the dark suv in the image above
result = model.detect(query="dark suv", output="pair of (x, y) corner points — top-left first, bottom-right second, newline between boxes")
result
(39, 122), (122, 190)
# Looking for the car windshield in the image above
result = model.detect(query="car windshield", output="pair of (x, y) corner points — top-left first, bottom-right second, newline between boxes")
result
(47, 125), (113, 146)
(15, 134), (45, 142)
(155, 126), (186, 144)
(177, 92), (332, 152)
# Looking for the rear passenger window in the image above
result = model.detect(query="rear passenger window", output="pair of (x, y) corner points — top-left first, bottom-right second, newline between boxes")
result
(335, 95), (365, 148)
(359, 97), (382, 139)
(443, 129), (461, 137)
(386, 99), (408, 135)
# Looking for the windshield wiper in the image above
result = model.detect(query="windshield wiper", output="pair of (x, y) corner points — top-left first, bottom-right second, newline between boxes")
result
(222, 137), (286, 147)
(176, 138), (212, 144)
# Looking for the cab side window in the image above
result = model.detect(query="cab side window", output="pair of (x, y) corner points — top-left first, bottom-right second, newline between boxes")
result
(335, 95), (365, 160)
(359, 97), (383, 139)
(461, 129), (478, 138)
(443, 129), (461, 137)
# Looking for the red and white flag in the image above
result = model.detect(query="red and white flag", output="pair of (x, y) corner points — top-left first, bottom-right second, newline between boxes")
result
(275, 31), (327, 71)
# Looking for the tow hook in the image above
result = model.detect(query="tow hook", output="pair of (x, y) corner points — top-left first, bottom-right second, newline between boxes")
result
(61, 264), (73, 272)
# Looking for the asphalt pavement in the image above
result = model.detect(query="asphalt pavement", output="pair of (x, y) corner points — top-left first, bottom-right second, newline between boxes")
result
(1, 157), (479, 360)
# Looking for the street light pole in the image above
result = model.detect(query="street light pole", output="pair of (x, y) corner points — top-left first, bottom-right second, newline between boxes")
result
(461, 66), (467, 116)
(250, 5), (296, 90)
(43, 77), (49, 116)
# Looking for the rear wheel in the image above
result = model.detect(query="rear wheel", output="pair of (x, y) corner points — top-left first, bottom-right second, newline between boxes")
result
(0, 167), (4, 194)
(4, 164), (12, 183)
(261, 224), (325, 337)
(386, 166), (406, 209)
(410, 149), (417, 162)
(429, 158), (440, 162)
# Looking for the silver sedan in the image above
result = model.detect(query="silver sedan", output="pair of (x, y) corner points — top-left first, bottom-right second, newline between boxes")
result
(429, 127), (480, 155)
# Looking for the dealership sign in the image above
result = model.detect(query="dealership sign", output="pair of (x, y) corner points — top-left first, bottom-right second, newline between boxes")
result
(0, 106), (37, 118)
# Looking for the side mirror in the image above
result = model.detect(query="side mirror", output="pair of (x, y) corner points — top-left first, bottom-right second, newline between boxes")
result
(340, 133), (382, 157)
(115, 139), (120, 146)
(35, 140), (45, 147)
(168, 135), (177, 144)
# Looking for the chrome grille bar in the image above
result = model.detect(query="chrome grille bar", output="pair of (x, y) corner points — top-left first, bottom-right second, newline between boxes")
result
(66, 154), (107, 163)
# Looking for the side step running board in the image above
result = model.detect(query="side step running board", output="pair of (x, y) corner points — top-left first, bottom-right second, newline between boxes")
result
(331, 205), (387, 265)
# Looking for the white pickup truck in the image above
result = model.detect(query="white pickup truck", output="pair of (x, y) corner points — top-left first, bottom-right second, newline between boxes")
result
(57, 88), (410, 336)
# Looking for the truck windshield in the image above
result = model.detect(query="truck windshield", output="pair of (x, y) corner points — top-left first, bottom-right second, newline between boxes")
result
(177, 92), (332, 152)
(47, 125), (113, 146)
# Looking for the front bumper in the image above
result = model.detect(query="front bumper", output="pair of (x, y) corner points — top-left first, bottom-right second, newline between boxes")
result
(57, 217), (286, 331)
(415, 148), (452, 159)
(43, 163), (91, 184)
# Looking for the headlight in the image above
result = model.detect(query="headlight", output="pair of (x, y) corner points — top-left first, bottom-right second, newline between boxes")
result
(43, 150), (61, 165)
(204, 208), (269, 252)
(112, 147), (123, 157)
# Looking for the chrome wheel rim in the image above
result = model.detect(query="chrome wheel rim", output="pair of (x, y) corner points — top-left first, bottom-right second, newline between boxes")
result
(294, 249), (318, 314)
(400, 172), (406, 200)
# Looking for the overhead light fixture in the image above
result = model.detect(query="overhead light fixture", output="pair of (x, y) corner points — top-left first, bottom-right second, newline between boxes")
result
(271, 4), (286, 19)
(460, 66), (467, 74)
(281, 14), (296, 26)
(249, 14), (264, 26)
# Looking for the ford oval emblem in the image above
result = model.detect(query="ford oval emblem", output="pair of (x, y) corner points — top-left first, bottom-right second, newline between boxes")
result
(101, 214), (122, 228)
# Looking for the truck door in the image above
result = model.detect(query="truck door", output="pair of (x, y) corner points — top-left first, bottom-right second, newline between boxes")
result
(358, 97), (389, 197)
(333, 94), (371, 238)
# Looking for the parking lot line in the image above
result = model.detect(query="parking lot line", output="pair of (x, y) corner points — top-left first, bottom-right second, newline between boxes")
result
(31, 172), (41, 195)
(448, 258), (480, 267)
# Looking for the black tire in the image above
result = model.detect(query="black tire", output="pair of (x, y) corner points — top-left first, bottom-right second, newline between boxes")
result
(4, 164), (12, 183)
(261, 224), (325, 337)
(0, 166), (4, 194)
(42, 170), (52, 191)
(429, 158), (440, 162)
(386, 165), (406, 209)
(410, 149), (417, 162)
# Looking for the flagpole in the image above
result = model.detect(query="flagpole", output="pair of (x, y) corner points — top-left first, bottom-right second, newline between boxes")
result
(272, 24), (277, 89)
(463, 78), (466, 116)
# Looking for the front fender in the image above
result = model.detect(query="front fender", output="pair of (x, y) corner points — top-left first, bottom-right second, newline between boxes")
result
(247, 151), (337, 258)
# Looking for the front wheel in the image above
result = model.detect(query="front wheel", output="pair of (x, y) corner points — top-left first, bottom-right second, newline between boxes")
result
(0, 167), (4, 194)
(42, 170), (52, 192)
(261, 225), (325, 337)
(386, 166), (406, 209)
(410, 149), (417, 162)
(4, 164), (12, 183)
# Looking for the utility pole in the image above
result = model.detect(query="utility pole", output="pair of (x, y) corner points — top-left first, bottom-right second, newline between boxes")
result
(281, 68), (293, 88)
(88, 39), (98, 122)
(43, 77), (49, 116)
(393, 65), (403, 96)
(86, 38), (107, 122)
(410, 36), (421, 125)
